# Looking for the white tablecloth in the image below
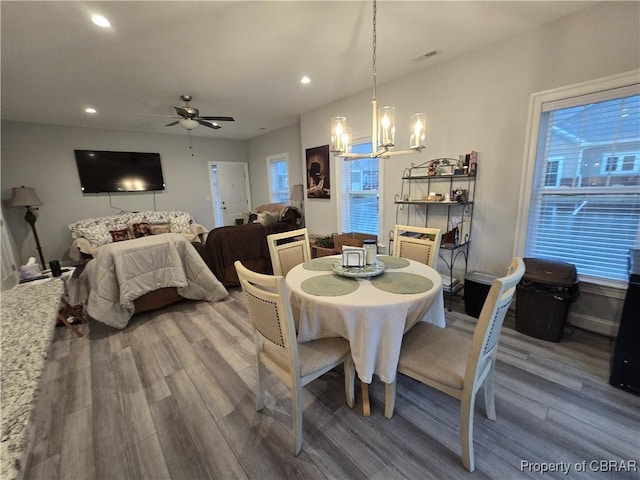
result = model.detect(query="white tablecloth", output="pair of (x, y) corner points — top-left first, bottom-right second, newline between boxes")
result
(286, 256), (445, 383)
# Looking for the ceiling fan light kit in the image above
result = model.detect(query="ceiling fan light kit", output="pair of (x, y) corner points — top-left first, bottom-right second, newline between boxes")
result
(330, 0), (426, 160)
(179, 118), (199, 130)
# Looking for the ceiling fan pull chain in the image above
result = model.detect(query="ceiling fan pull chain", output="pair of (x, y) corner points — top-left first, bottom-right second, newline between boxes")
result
(188, 130), (194, 157)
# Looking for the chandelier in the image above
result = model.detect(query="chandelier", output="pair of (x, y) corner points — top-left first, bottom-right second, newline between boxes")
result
(330, 0), (426, 160)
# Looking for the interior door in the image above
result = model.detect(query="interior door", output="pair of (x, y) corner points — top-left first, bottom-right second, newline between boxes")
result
(215, 162), (251, 226)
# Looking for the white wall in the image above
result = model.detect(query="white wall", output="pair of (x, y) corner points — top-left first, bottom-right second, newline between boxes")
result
(247, 123), (303, 207)
(1, 121), (248, 265)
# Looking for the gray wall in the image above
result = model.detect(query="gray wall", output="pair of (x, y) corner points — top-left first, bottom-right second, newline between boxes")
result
(1, 121), (248, 264)
(247, 123), (303, 207)
(297, 1), (639, 335)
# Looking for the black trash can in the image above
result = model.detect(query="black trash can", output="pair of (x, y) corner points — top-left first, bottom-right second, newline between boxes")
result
(464, 271), (498, 319)
(515, 258), (579, 342)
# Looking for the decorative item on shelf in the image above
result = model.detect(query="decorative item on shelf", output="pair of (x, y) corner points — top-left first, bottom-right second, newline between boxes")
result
(452, 189), (467, 203)
(424, 192), (444, 202)
(467, 150), (478, 175)
(442, 227), (459, 246)
(329, 0), (428, 160)
(425, 158), (455, 176)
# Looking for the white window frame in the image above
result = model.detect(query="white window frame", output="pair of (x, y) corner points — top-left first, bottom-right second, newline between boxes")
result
(515, 69), (640, 289)
(266, 153), (290, 204)
(335, 133), (384, 239)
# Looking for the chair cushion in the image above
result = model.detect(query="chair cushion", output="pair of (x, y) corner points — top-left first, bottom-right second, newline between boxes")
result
(298, 337), (351, 378)
(398, 322), (470, 390)
(261, 336), (350, 379)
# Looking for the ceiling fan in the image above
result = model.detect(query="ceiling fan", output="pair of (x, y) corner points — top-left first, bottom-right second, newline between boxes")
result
(165, 95), (235, 130)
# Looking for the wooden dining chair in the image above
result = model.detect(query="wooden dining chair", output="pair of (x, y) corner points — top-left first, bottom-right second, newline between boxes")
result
(267, 227), (311, 276)
(234, 260), (355, 455)
(384, 257), (525, 472)
(392, 224), (442, 268)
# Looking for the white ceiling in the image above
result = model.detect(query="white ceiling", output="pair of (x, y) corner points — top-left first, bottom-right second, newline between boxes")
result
(1, 1), (597, 140)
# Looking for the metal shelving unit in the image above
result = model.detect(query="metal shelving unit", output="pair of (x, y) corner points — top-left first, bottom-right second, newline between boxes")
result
(392, 158), (476, 310)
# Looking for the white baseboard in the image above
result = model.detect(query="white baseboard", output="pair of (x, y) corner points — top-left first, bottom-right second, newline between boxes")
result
(568, 311), (619, 338)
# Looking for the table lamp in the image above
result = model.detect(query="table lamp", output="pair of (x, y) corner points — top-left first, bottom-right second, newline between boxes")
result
(11, 186), (45, 268)
(291, 183), (304, 209)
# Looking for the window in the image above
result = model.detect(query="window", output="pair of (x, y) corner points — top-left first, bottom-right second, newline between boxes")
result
(600, 152), (639, 174)
(339, 140), (380, 236)
(517, 73), (640, 285)
(267, 153), (289, 203)
(544, 157), (564, 187)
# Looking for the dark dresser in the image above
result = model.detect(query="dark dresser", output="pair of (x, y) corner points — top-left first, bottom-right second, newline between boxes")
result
(609, 249), (640, 395)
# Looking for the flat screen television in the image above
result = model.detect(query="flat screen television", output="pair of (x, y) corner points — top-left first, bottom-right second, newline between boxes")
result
(74, 150), (165, 193)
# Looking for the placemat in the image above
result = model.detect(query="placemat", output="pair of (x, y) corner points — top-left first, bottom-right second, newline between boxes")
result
(377, 256), (410, 269)
(301, 274), (359, 296)
(302, 257), (336, 271)
(371, 272), (434, 294)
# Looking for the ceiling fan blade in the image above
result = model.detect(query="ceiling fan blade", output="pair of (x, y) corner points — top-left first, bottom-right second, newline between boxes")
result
(165, 120), (179, 127)
(199, 116), (235, 122)
(198, 119), (221, 129)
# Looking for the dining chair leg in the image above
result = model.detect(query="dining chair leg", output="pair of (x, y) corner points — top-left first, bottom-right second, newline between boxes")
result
(344, 358), (355, 408)
(361, 382), (370, 416)
(292, 381), (303, 456)
(460, 391), (476, 472)
(256, 361), (266, 411)
(384, 380), (396, 419)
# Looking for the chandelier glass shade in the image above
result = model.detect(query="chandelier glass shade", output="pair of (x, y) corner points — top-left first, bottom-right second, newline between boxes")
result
(330, 0), (426, 160)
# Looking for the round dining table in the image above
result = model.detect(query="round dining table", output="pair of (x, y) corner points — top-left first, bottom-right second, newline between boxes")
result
(285, 255), (446, 413)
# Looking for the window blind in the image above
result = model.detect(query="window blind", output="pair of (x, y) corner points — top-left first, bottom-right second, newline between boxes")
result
(526, 88), (640, 283)
(340, 142), (379, 236)
(268, 157), (289, 203)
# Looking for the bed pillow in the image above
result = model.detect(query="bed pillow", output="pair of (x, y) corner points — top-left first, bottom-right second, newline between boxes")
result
(255, 211), (279, 226)
(128, 222), (154, 238)
(110, 229), (131, 242)
(150, 223), (171, 235)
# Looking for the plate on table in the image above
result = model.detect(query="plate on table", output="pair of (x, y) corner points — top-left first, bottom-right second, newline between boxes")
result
(331, 260), (386, 278)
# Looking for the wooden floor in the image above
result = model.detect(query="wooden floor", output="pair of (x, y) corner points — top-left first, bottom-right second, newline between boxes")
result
(24, 290), (639, 480)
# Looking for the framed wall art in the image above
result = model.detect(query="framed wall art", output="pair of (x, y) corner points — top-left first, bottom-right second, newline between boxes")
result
(306, 144), (331, 199)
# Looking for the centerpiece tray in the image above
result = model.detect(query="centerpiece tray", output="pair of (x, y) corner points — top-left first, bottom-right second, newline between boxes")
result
(331, 260), (386, 278)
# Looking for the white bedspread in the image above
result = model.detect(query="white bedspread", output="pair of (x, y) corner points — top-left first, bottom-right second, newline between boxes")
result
(82, 233), (228, 328)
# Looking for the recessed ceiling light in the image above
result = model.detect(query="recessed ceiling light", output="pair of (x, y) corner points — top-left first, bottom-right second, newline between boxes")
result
(91, 14), (111, 28)
(300, 76), (311, 85)
(85, 108), (97, 114)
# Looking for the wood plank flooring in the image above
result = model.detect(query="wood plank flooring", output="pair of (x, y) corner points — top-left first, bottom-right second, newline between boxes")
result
(23, 290), (639, 479)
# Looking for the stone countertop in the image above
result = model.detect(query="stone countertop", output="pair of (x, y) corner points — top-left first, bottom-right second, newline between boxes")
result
(1, 280), (63, 480)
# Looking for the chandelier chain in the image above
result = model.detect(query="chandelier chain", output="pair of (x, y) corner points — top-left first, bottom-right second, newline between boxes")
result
(372, 0), (377, 101)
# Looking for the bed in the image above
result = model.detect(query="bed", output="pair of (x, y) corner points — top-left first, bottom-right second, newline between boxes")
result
(81, 233), (228, 329)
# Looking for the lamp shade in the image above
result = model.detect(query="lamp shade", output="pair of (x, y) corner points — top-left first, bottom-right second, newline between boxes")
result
(290, 184), (304, 202)
(10, 186), (43, 207)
